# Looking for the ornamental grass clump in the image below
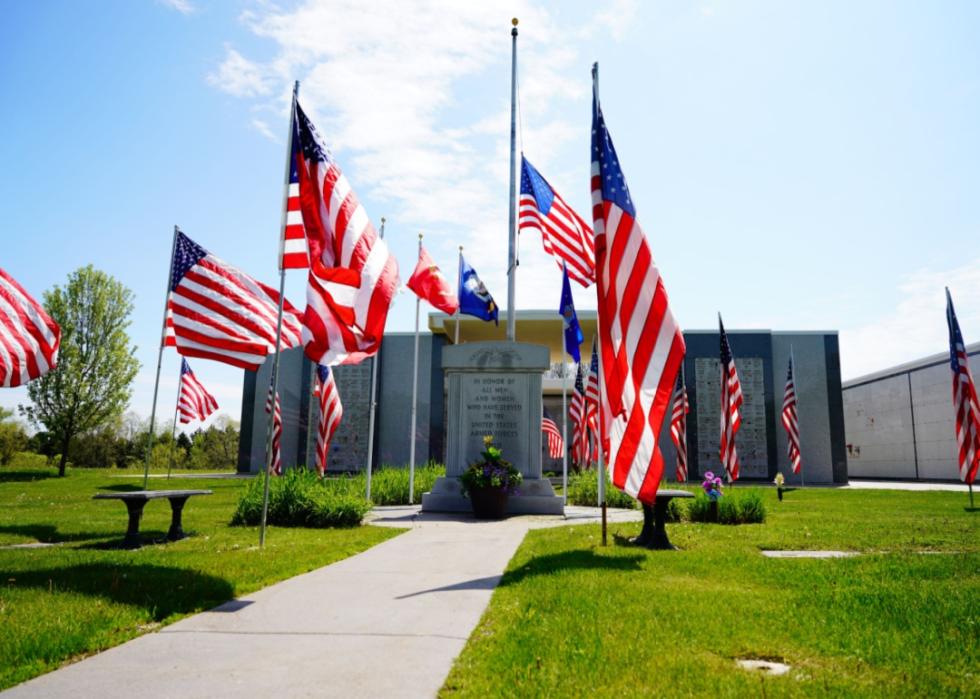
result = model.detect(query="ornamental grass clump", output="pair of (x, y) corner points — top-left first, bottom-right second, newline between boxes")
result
(688, 480), (766, 525)
(566, 468), (638, 509)
(459, 436), (522, 495)
(232, 469), (371, 528)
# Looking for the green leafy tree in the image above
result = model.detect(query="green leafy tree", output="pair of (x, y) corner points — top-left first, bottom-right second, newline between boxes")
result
(189, 416), (239, 471)
(0, 407), (28, 464)
(20, 266), (140, 476)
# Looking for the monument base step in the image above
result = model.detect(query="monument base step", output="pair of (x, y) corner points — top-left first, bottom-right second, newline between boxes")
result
(421, 477), (564, 516)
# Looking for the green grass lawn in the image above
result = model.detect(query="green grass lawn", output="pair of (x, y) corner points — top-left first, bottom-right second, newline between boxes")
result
(443, 487), (980, 698)
(0, 465), (401, 690)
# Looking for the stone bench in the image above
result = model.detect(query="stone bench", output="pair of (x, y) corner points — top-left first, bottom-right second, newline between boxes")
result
(93, 490), (212, 549)
(631, 489), (694, 550)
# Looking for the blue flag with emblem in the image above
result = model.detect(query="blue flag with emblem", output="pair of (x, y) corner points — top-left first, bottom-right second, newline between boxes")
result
(458, 255), (498, 324)
(559, 263), (583, 362)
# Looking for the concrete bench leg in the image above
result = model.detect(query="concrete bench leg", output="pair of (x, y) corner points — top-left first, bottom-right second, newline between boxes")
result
(648, 500), (675, 550)
(122, 500), (147, 549)
(167, 496), (191, 541)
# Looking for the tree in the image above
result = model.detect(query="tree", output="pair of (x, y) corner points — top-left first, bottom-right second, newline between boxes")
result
(20, 266), (140, 476)
(0, 407), (28, 464)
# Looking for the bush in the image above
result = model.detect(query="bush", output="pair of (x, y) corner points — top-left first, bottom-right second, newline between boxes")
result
(4, 451), (51, 471)
(687, 490), (766, 524)
(232, 469), (371, 528)
(566, 468), (638, 509)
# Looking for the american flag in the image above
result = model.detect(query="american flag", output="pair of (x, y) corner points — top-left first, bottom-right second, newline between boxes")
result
(314, 364), (343, 476)
(718, 316), (743, 482)
(946, 288), (980, 485)
(0, 268), (61, 388)
(176, 358), (218, 424)
(542, 414), (564, 459)
(781, 355), (802, 475)
(519, 155), (595, 287)
(591, 84), (685, 505)
(280, 101), (310, 270)
(165, 231), (304, 370)
(669, 378), (689, 482)
(265, 383), (282, 476)
(569, 363), (590, 467)
(584, 338), (601, 462)
(293, 101), (399, 366)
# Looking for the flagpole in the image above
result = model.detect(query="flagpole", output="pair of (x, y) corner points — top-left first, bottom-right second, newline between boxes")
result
(792, 345), (805, 489)
(591, 67), (607, 545)
(506, 17), (519, 342)
(143, 224), (180, 490)
(680, 359), (687, 483)
(365, 217), (386, 500)
(305, 363), (316, 471)
(561, 335), (569, 506)
(455, 246), (462, 344)
(409, 233), (423, 505)
(260, 80), (299, 548)
(166, 373), (180, 480)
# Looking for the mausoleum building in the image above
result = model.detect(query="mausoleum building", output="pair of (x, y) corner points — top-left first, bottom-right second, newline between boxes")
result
(238, 311), (848, 484)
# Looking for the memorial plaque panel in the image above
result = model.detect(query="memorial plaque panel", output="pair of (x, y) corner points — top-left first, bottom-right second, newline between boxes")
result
(456, 373), (533, 476)
(323, 361), (372, 472)
(695, 357), (768, 478)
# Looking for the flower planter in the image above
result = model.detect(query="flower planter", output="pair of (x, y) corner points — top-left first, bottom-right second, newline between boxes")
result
(469, 486), (509, 519)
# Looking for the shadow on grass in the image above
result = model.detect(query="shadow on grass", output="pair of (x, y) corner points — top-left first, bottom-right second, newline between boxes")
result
(96, 483), (143, 492)
(500, 550), (645, 587)
(0, 469), (58, 483)
(0, 523), (113, 544)
(0, 562), (234, 620)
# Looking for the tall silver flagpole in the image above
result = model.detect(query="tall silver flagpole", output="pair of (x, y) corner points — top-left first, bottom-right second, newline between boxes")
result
(454, 246), (462, 344)
(143, 224), (180, 489)
(592, 64), (607, 545)
(166, 371), (181, 480)
(561, 339), (569, 506)
(506, 18), (519, 342)
(260, 80), (299, 547)
(364, 217), (386, 500)
(305, 364), (316, 471)
(408, 233), (423, 505)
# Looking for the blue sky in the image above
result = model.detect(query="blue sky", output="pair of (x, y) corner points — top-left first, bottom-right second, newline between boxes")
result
(1, 0), (978, 428)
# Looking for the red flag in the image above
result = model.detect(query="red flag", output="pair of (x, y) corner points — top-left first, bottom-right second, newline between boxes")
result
(0, 268), (61, 387)
(947, 288), (980, 485)
(719, 316), (743, 482)
(407, 246), (459, 315)
(669, 379), (689, 482)
(293, 101), (399, 367)
(591, 91), (685, 505)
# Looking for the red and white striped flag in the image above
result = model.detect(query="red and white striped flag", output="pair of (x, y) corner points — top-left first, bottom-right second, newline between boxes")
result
(519, 156), (595, 287)
(177, 358), (218, 424)
(265, 383), (282, 476)
(781, 355), (802, 475)
(584, 338), (602, 464)
(946, 288), (980, 485)
(0, 268), (61, 388)
(314, 364), (342, 476)
(570, 362), (590, 467)
(280, 109), (310, 270)
(542, 414), (564, 459)
(165, 231), (303, 370)
(669, 378), (689, 482)
(293, 101), (399, 367)
(719, 316), (743, 482)
(591, 89), (685, 505)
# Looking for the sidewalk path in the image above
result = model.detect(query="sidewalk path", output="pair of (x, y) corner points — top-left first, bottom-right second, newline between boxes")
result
(4, 506), (639, 699)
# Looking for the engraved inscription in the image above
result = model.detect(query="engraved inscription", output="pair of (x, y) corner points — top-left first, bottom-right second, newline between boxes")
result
(458, 372), (532, 475)
(695, 357), (768, 478)
(324, 361), (373, 472)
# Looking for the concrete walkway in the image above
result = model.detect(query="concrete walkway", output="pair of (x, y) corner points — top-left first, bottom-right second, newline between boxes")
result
(3, 506), (639, 699)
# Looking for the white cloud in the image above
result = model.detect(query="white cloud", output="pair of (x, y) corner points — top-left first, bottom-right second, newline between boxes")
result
(592, 0), (639, 41)
(208, 0), (614, 312)
(159, 0), (195, 15)
(839, 256), (980, 380)
(208, 47), (273, 97)
(251, 118), (278, 142)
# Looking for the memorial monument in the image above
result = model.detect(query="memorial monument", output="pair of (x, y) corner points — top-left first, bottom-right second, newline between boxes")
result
(421, 341), (564, 514)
